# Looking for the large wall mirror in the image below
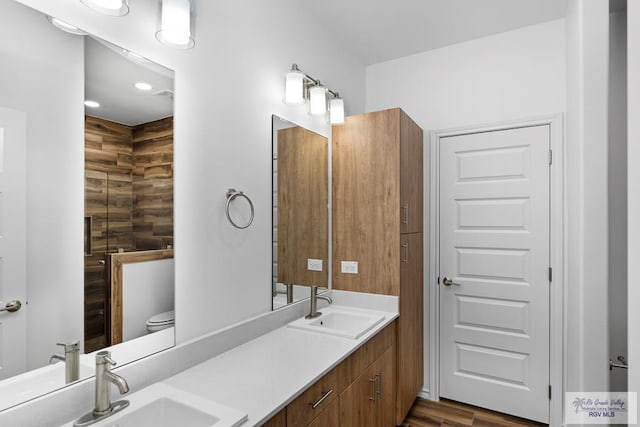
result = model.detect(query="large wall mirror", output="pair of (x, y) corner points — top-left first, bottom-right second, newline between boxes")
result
(272, 116), (329, 309)
(0, 0), (174, 411)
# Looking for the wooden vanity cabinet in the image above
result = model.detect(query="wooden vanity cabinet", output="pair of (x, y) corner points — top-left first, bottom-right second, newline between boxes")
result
(262, 408), (287, 427)
(260, 322), (396, 427)
(287, 369), (338, 426)
(339, 345), (396, 427)
(332, 108), (424, 425)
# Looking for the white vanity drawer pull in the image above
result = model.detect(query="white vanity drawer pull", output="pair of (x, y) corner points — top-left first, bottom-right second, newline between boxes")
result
(310, 389), (333, 410)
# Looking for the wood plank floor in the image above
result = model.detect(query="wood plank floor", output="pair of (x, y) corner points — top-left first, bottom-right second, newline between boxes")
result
(401, 398), (547, 427)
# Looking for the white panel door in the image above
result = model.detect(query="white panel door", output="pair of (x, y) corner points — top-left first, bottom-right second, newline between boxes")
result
(0, 107), (27, 380)
(439, 125), (550, 423)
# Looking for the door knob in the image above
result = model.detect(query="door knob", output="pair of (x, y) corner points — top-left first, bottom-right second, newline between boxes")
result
(0, 300), (22, 313)
(98, 260), (106, 265)
(442, 277), (461, 286)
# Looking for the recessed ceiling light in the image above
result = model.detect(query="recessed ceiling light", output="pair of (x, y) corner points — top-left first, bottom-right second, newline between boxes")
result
(46, 16), (88, 35)
(122, 49), (149, 63)
(84, 100), (100, 108)
(80, 0), (129, 16)
(135, 82), (153, 91)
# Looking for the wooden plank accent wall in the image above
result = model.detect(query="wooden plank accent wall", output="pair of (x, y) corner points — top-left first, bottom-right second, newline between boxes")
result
(132, 117), (174, 250)
(84, 115), (173, 352)
(84, 116), (134, 352)
(277, 126), (328, 287)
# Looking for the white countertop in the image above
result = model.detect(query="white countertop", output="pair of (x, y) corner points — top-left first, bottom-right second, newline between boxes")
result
(163, 304), (398, 426)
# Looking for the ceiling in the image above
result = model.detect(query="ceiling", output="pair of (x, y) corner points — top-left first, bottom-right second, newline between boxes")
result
(85, 37), (174, 126)
(298, 0), (568, 65)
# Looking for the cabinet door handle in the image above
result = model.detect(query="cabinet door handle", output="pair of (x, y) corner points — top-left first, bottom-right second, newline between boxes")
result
(310, 389), (333, 410)
(402, 204), (409, 225)
(402, 243), (409, 263)
(376, 372), (383, 396)
(368, 377), (377, 402)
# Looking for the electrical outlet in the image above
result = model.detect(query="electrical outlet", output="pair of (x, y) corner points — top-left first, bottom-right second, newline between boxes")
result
(307, 258), (323, 271)
(341, 261), (358, 274)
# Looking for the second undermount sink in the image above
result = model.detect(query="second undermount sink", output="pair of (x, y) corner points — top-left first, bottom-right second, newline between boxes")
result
(72, 382), (247, 427)
(287, 307), (385, 339)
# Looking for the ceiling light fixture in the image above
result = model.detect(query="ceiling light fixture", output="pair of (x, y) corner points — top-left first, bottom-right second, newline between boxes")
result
(122, 49), (150, 63)
(156, 0), (195, 49)
(283, 64), (346, 124)
(80, 0), (129, 16)
(46, 16), (88, 35)
(135, 82), (153, 91)
(84, 100), (100, 108)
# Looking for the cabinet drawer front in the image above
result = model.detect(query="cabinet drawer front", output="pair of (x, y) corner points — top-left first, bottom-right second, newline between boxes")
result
(261, 408), (286, 427)
(287, 369), (338, 426)
(307, 398), (339, 427)
(337, 321), (395, 391)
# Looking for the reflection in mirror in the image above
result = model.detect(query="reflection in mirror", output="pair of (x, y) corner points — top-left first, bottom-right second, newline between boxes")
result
(83, 36), (175, 353)
(0, 0), (174, 411)
(272, 116), (328, 310)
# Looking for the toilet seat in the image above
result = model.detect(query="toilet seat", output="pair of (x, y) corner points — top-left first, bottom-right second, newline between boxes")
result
(146, 310), (175, 333)
(147, 310), (174, 326)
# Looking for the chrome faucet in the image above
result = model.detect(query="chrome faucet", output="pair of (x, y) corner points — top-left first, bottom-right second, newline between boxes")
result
(305, 286), (333, 319)
(49, 341), (80, 384)
(73, 351), (130, 427)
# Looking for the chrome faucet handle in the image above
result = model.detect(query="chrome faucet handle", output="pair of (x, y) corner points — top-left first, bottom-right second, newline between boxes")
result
(96, 350), (116, 367)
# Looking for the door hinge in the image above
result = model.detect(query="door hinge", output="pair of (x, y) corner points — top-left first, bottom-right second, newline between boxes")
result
(548, 149), (553, 165)
(549, 267), (552, 282)
(549, 385), (552, 400)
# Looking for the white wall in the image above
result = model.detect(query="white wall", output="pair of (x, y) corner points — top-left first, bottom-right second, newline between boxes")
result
(565, 0), (610, 396)
(122, 259), (175, 341)
(608, 7), (627, 393)
(365, 19), (566, 393)
(14, 0), (366, 344)
(628, 0), (640, 400)
(0, 1), (84, 370)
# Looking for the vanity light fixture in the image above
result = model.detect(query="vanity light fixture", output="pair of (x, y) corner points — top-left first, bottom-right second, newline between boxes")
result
(80, 0), (130, 16)
(283, 64), (345, 124)
(156, 0), (195, 49)
(284, 64), (305, 104)
(84, 100), (100, 108)
(135, 82), (153, 91)
(309, 83), (328, 116)
(329, 94), (345, 125)
(46, 16), (88, 35)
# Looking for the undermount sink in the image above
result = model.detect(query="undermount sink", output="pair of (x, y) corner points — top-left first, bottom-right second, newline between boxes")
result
(287, 307), (385, 339)
(70, 382), (247, 427)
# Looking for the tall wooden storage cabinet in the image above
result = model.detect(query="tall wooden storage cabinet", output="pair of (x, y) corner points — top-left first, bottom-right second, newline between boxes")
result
(332, 108), (423, 425)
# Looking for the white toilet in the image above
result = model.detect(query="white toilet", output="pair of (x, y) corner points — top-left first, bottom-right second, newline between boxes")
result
(145, 310), (175, 333)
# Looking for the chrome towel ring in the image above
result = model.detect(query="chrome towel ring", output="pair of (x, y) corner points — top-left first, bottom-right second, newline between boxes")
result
(225, 188), (254, 229)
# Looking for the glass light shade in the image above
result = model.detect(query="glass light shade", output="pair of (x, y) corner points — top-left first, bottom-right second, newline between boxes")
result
(329, 97), (345, 125)
(309, 85), (328, 115)
(156, 0), (195, 49)
(284, 70), (305, 104)
(46, 16), (88, 35)
(79, 0), (129, 16)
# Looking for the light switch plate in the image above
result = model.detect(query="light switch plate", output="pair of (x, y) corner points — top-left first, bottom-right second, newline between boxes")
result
(307, 258), (323, 271)
(341, 261), (358, 274)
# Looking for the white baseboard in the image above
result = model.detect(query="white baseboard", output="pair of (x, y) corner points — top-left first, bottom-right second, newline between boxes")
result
(418, 388), (431, 400)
